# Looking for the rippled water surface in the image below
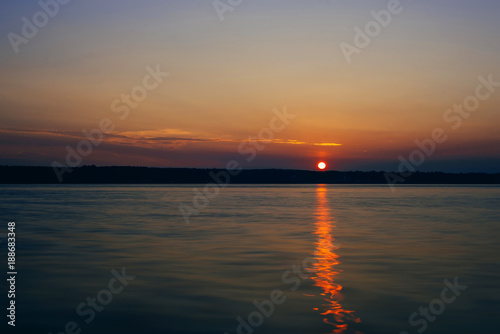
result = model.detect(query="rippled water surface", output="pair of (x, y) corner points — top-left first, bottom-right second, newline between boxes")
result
(1, 185), (499, 334)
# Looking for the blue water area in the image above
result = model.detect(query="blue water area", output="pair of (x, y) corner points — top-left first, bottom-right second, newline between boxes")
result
(0, 184), (499, 334)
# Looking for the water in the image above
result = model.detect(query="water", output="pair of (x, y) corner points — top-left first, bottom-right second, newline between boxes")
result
(0, 185), (499, 334)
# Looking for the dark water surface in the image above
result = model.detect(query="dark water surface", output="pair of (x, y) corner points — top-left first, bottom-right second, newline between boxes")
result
(1, 185), (499, 334)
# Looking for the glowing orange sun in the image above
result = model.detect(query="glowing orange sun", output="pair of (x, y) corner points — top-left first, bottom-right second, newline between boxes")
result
(317, 162), (327, 170)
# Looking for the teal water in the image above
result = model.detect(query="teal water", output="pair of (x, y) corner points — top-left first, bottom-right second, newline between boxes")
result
(0, 185), (499, 334)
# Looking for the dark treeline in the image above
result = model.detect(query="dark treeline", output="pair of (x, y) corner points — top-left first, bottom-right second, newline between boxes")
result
(1, 166), (500, 184)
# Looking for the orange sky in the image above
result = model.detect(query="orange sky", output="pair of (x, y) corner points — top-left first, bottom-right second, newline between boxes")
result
(1, 1), (499, 171)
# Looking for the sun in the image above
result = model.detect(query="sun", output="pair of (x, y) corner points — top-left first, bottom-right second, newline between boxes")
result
(317, 162), (327, 170)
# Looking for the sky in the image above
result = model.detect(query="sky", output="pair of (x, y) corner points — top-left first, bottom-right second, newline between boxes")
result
(1, 0), (499, 172)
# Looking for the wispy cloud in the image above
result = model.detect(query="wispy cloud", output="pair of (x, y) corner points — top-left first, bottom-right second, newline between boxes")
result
(118, 129), (193, 138)
(313, 142), (342, 146)
(0, 128), (342, 149)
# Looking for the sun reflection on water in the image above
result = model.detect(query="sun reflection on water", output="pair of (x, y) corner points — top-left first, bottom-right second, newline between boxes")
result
(310, 185), (362, 334)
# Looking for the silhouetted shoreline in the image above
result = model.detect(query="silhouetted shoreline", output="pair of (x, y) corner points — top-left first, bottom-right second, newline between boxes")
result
(1, 166), (499, 184)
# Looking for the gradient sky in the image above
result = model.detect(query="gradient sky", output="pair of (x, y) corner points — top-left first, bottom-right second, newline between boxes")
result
(1, 0), (499, 171)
